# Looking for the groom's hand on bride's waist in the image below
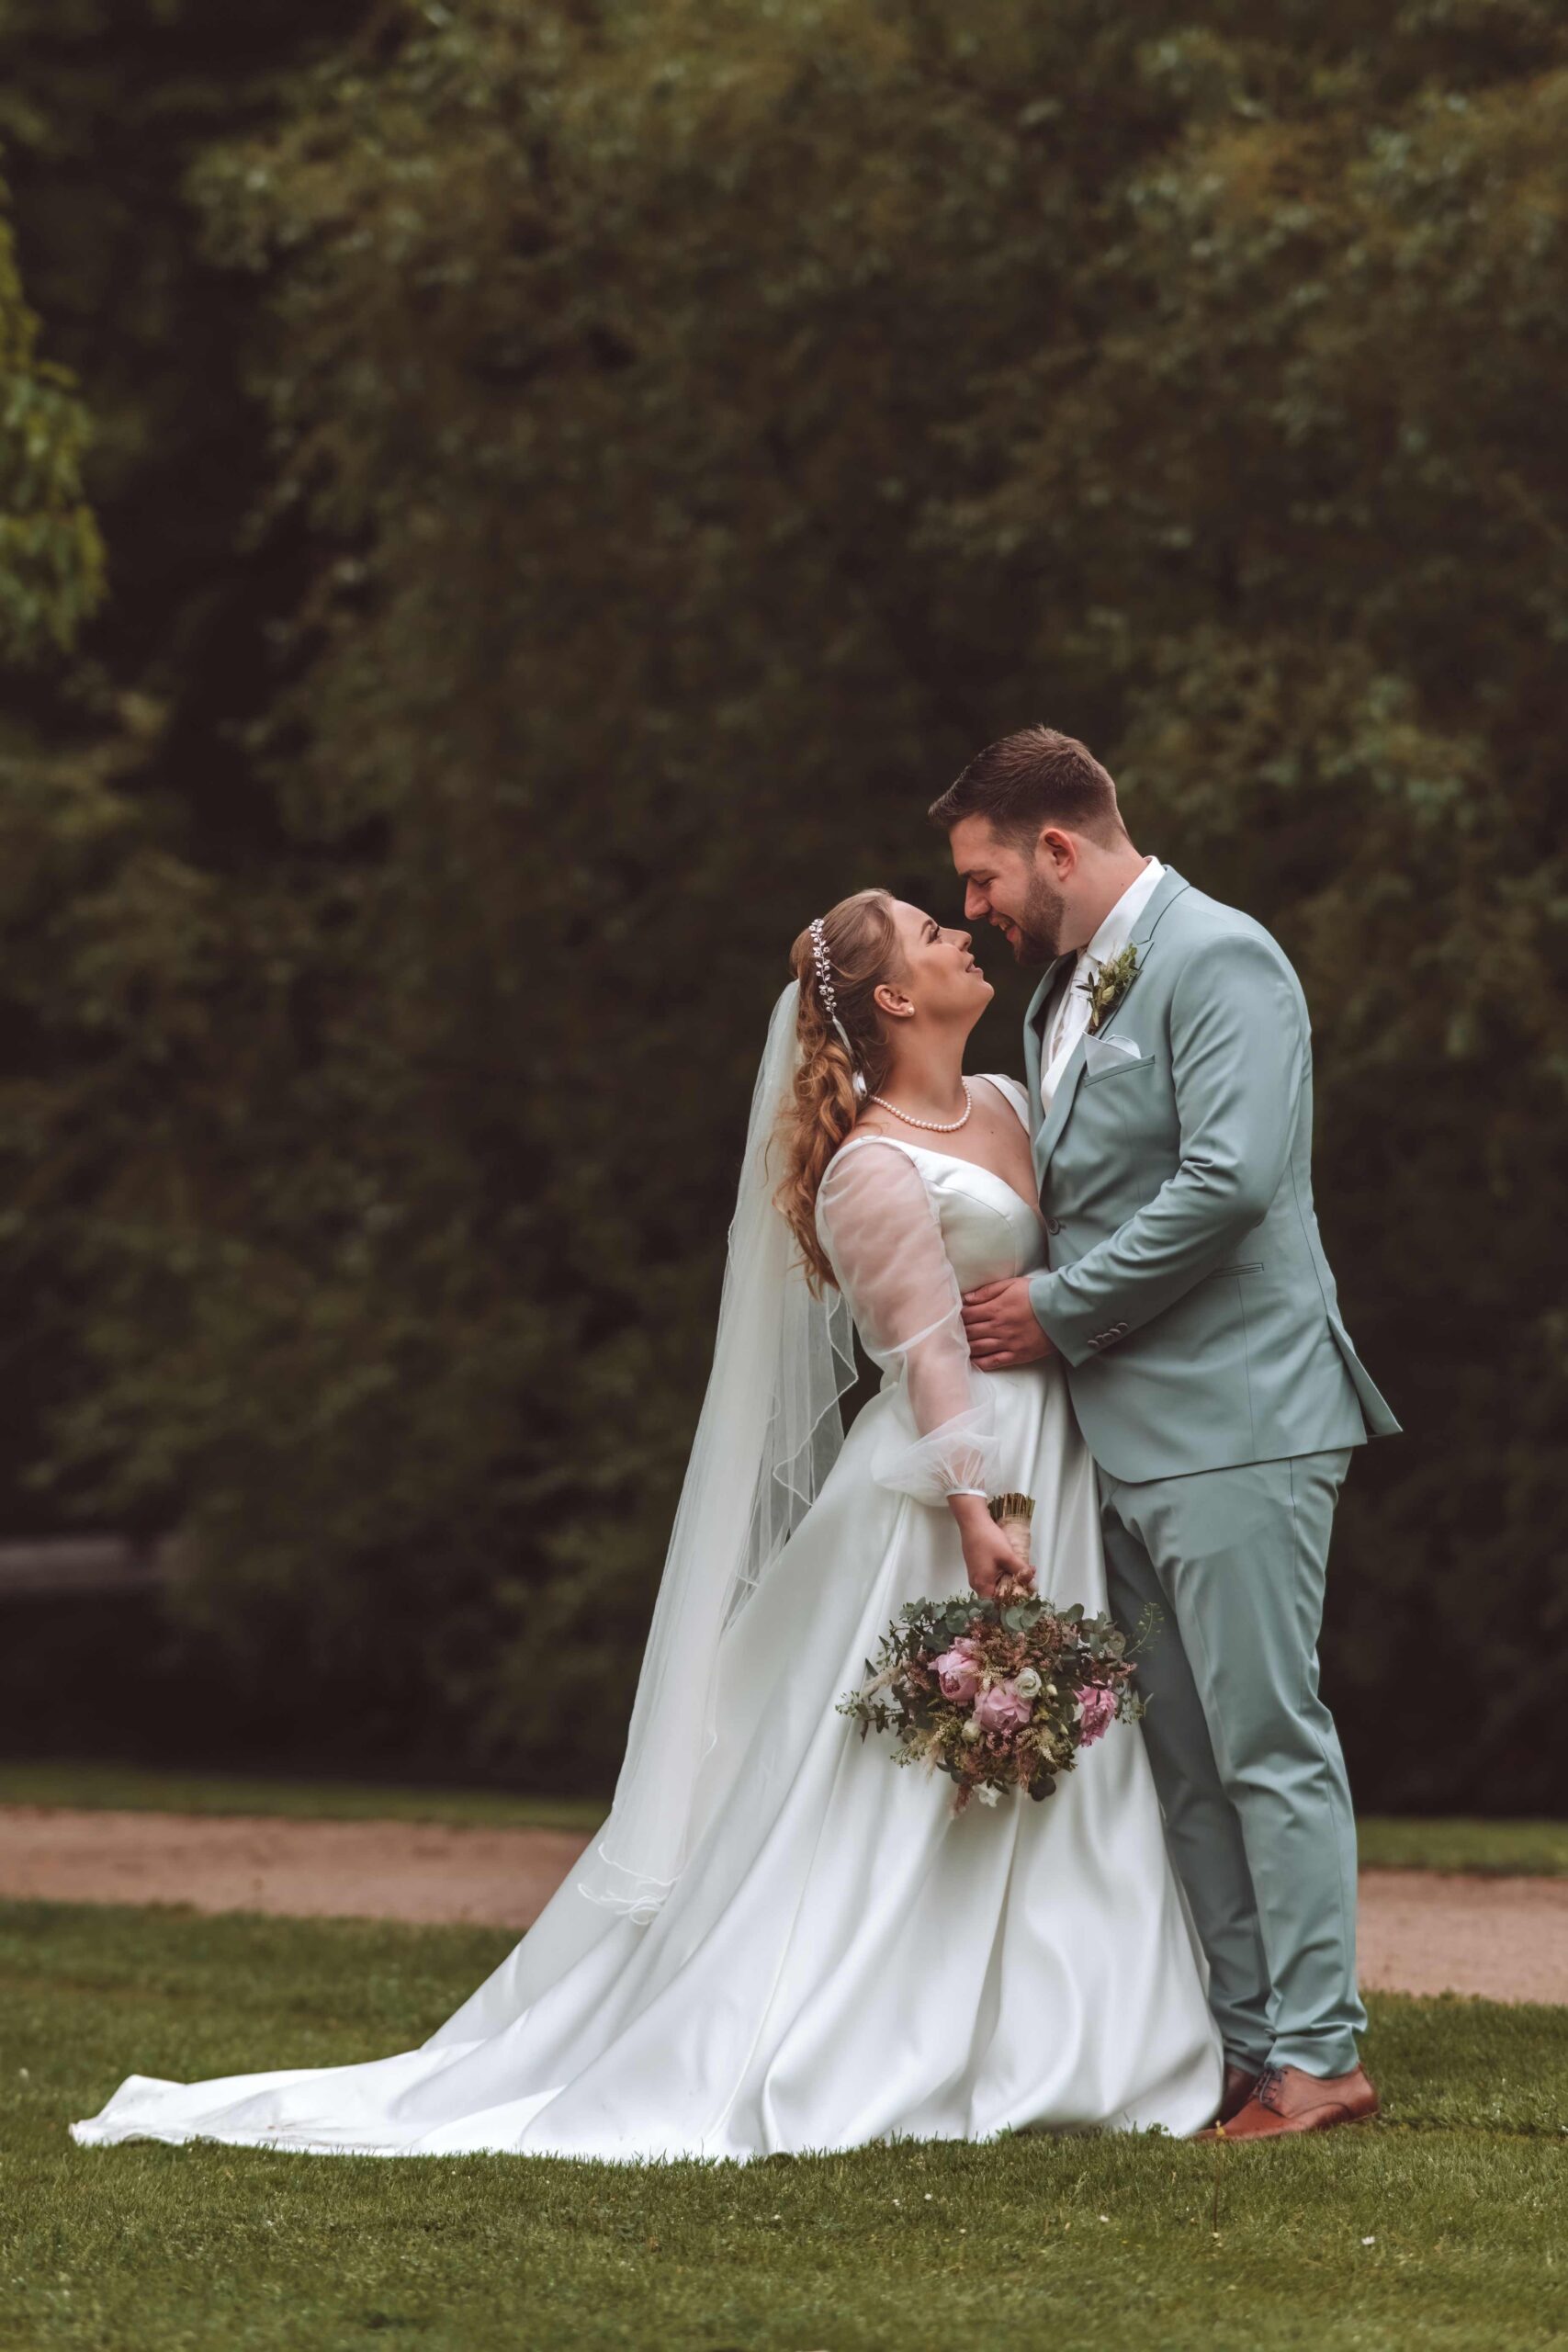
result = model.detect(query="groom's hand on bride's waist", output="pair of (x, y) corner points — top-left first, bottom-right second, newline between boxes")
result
(961, 1278), (1055, 1371)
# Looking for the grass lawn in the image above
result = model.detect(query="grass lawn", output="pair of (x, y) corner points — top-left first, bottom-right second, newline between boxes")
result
(0, 1761), (606, 1837)
(4, 1763), (1565, 1877)
(1353, 1818), (1568, 1878)
(2, 1901), (1564, 2351)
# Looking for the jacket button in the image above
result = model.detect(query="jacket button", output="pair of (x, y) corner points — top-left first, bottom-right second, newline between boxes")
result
(1045, 1216), (1063, 1236)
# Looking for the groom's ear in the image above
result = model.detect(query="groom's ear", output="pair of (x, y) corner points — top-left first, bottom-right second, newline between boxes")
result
(1035, 825), (1080, 880)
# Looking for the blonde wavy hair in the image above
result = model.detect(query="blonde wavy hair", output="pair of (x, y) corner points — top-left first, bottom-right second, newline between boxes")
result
(773, 888), (905, 1293)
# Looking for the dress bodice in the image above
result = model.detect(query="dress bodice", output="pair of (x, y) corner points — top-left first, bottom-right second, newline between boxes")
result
(810, 1077), (1045, 1511)
(878, 1145), (1045, 1292)
(814, 1072), (1044, 1297)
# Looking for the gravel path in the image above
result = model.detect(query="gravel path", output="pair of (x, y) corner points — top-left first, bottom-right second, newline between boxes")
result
(0, 1807), (588, 1933)
(3, 1805), (1564, 2005)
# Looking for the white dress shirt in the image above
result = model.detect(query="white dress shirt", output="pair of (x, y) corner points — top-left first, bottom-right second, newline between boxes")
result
(1040, 857), (1165, 1111)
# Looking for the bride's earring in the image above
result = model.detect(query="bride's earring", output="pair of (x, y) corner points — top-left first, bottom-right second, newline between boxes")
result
(873, 985), (916, 1023)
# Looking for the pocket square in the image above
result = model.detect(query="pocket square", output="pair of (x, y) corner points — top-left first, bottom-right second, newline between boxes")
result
(1083, 1031), (1143, 1074)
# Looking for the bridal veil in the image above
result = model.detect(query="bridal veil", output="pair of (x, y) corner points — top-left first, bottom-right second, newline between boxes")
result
(575, 982), (857, 1921)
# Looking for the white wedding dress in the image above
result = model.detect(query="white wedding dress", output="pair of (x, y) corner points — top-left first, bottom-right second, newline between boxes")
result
(73, 1072), (1222, 2160)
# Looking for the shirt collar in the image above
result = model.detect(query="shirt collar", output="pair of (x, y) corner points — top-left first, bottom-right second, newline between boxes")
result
(1082, 855), (1165, 967)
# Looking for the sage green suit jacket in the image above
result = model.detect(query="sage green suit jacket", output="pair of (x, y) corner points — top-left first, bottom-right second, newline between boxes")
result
(1024, 868), (1399, 1483)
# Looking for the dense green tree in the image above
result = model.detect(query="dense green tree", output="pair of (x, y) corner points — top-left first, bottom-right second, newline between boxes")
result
(0, 0), (363, 1544)
(2, 0), (1563, 1802)
(0, 151), (99, 657)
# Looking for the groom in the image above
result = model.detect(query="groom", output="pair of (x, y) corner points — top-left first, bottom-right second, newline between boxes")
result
(931, 726), (1399, 2142)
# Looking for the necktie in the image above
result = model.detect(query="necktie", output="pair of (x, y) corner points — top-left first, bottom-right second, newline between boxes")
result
(1049, 956), (1097, 1067)
(1041, 956), (1097, 1111)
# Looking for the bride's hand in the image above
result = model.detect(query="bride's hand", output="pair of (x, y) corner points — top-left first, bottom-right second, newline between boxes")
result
(949, 1496), (1035, 1600)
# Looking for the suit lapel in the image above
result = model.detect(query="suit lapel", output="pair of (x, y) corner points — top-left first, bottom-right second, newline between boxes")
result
(1033, 1030), (1087, 1186)
(1034, 866), (1190, 1186)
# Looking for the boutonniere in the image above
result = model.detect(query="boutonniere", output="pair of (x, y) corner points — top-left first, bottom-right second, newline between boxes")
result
(1082, 942), (1140, 1035)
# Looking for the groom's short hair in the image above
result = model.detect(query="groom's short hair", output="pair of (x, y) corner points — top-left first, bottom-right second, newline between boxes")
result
(929, 727), (1125, 847)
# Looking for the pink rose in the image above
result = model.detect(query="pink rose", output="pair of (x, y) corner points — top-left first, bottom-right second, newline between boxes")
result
(974, 1679), (1033, 1736)
(933, 1645), (984, 1705)
(1077, 1684), (1117, 1746)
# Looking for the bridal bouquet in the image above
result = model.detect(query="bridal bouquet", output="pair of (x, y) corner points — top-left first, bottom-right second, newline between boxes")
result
(837, 1495), (1151, 1813)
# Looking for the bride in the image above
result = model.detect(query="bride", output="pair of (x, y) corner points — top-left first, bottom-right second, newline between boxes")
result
(73, 888), (1223, 2160)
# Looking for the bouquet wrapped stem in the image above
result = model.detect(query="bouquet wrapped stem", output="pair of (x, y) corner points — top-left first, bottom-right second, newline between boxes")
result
(987, 1490), (1035, 1600)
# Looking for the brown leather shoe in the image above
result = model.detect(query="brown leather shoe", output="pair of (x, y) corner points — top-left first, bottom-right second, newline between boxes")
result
(1217, 2063), (1261, 2126)
(1196, 2061), (1380, 2141)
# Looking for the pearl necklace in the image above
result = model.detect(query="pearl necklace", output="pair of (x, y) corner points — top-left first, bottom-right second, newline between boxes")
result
(866, 1077), (974, 1133)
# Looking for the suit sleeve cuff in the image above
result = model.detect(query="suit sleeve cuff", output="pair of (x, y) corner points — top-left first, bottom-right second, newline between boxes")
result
(1028, 1271), (1094, 1368)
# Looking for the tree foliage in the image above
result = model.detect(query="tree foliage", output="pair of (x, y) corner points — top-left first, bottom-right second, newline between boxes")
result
(0, 153), (100, 659)
(1, 0), (1563, 1803)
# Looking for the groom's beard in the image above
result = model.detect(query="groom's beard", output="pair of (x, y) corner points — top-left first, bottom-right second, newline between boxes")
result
(1010, 872), (1067, 967)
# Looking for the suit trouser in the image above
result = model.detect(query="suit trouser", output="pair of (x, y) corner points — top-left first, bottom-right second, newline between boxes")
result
(1098, 1449), (1365, 2080)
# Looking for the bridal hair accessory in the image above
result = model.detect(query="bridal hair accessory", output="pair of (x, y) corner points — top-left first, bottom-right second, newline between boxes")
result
(808, 914), (869, 1099)
(807, 916), (838, 1021)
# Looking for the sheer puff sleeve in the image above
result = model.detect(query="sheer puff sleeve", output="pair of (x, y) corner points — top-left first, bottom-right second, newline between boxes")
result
(815, 1138), (999, 1506)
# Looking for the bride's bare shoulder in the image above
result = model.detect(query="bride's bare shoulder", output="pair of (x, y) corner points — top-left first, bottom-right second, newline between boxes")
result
(846, 1110), (905, 1142)
(973, 1073), (1031, 1130)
